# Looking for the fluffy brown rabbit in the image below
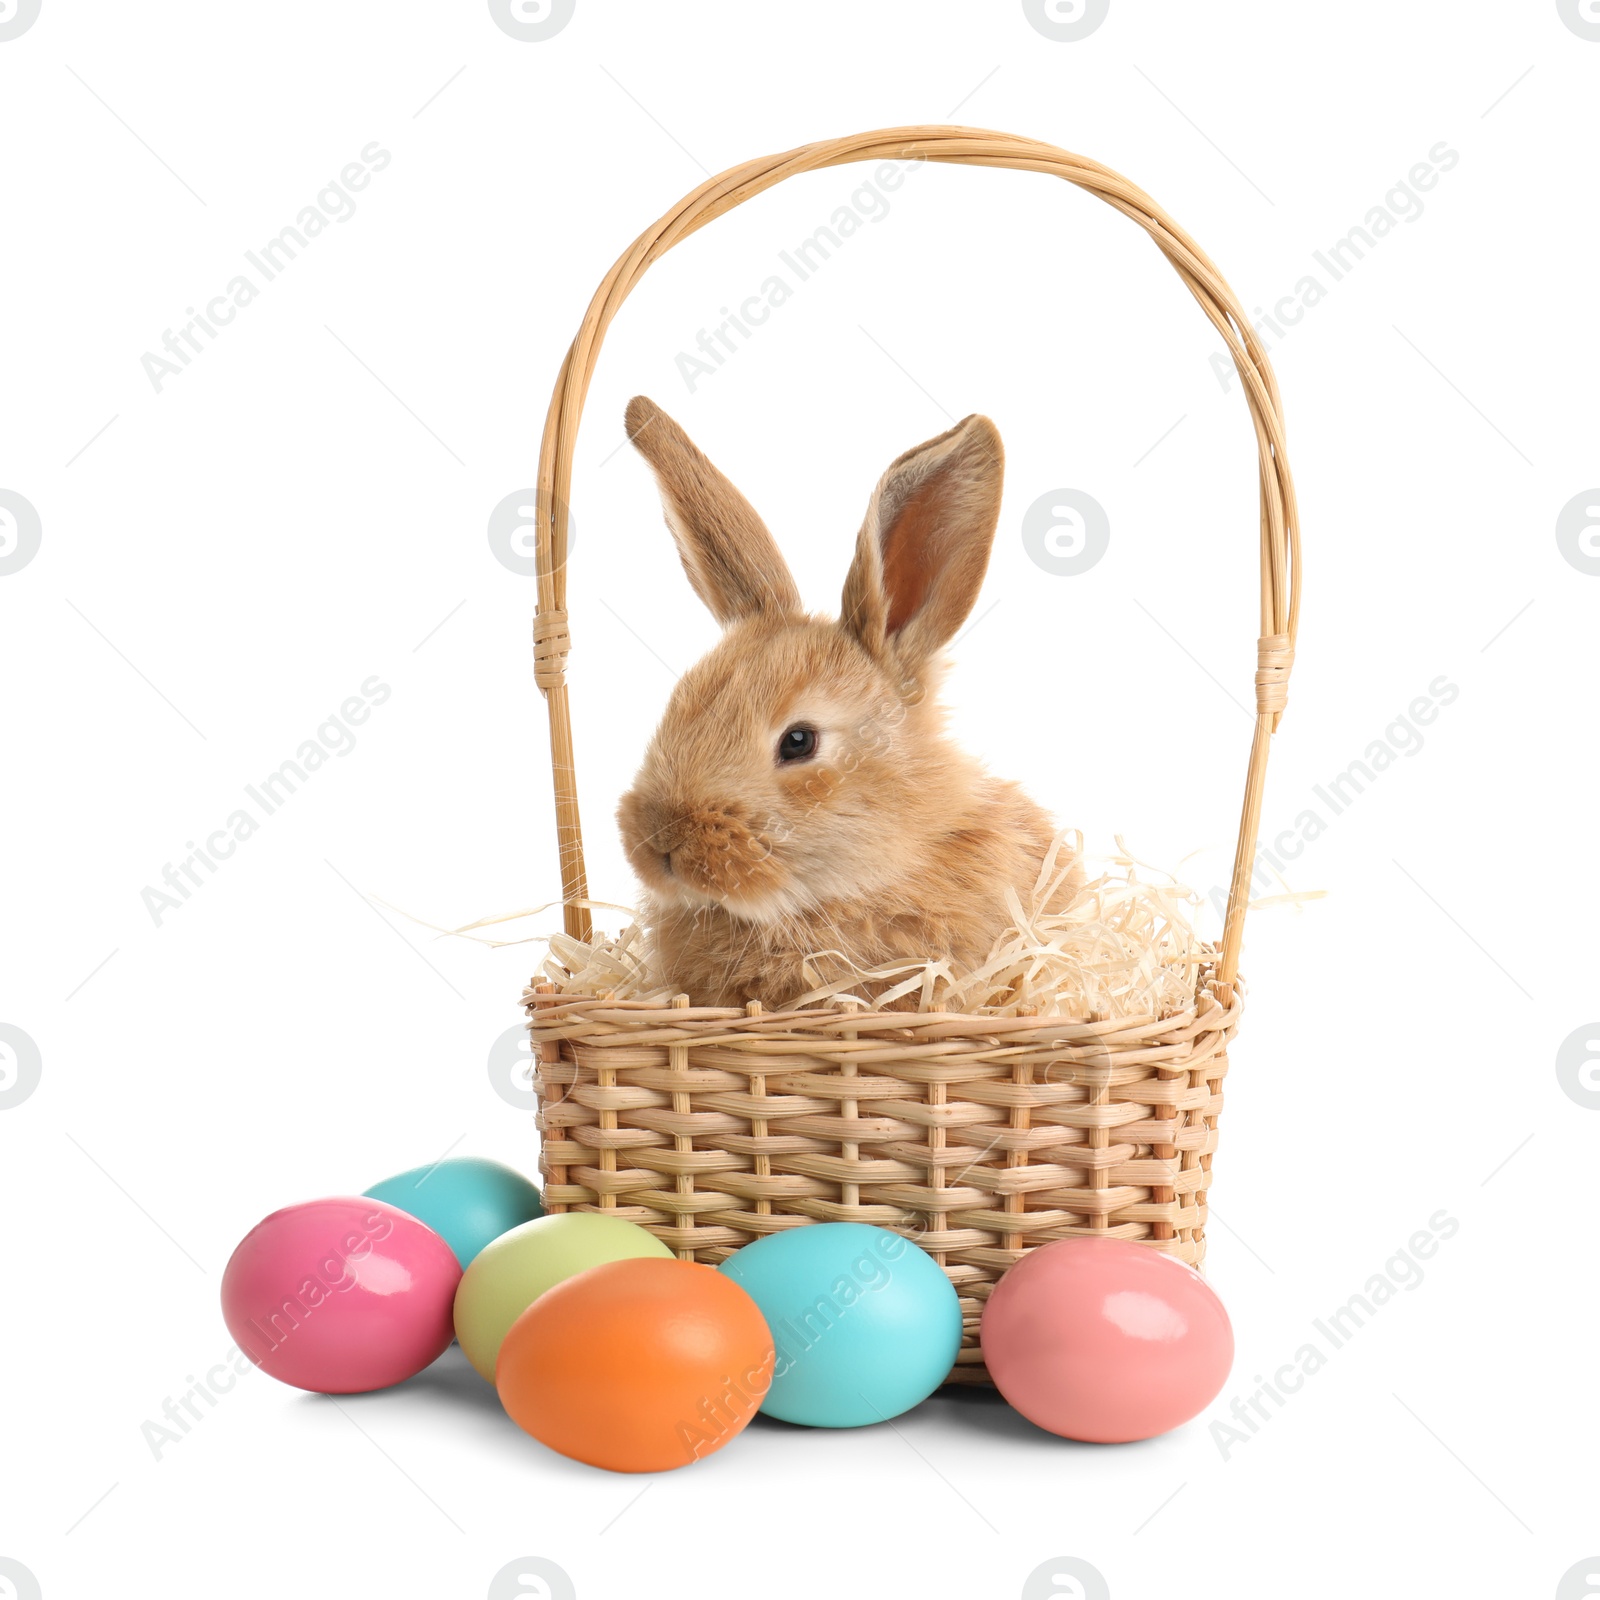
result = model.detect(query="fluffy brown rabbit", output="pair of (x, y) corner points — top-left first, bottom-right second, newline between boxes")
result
(616, 395), (1067, 1009)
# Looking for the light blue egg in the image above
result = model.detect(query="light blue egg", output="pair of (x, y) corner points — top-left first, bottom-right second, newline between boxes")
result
(720, 1222), (961, 1427)
(363, 1156), (544, 1269)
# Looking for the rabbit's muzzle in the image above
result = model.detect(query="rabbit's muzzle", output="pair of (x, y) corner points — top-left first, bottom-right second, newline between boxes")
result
(618, 792), (789, 907)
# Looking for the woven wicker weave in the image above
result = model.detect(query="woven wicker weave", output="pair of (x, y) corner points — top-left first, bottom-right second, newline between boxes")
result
(523, 126), (1300, 1382)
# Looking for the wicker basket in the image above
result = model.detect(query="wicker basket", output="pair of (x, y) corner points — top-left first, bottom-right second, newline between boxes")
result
(523, 126), (1300, 1383)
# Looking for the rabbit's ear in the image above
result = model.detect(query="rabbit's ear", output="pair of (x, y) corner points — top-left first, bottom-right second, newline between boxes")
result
(841, 414), (1004, 668)
(625, 396), (801, 626)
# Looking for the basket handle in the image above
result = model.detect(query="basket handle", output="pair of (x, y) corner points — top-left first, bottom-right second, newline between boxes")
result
(531, 125), (1300, 987)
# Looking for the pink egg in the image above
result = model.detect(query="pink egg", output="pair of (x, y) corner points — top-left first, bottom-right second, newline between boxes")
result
(221, 1197), (461, 1393)
(981, 1237), (1233, 1442)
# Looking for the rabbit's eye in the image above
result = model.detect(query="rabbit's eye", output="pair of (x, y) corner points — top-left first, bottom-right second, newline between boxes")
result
(776, 724), (819, 764)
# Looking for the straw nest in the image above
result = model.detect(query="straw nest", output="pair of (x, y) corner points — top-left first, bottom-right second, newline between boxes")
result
(525, 833), (1208, 1022)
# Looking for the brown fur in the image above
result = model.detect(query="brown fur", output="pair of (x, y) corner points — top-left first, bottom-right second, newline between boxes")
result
(618, 397), (1066, 1008)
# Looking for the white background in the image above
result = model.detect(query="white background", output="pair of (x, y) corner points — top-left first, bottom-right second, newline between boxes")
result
(3, 2), (1597, 1597)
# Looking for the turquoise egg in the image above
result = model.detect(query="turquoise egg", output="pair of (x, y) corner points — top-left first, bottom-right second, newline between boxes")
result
(363, 1157), (544, 1269)
(719, 1222), (961, 1427)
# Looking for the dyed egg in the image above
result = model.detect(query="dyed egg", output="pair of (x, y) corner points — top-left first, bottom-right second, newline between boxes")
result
(497, 1257), (773, 1472)
(719, 1222), (961, 1427)
(981, 1236), (1234, 1443)
(221, 1197), (460, 1393)
(453, 1211), (674, 1379)
(363, 1156), (544, 1269)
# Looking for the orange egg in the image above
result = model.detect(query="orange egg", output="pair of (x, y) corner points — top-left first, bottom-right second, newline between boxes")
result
(495, 1257), (773, 1473)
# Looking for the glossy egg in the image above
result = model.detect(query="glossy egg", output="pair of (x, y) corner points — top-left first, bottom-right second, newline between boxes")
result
(220, 1197), (461, 1393)
(453, 1211), (674, 1379)
(981, 1236), (1234, 1442)
(363, 1156), (544, 1269)
(496, 1257), (773, 1472)
(719, 1223), (962, 1427)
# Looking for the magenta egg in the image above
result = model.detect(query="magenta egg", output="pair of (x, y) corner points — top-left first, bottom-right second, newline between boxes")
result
(981, 1237), (1233, 1442)
(221, 1197), (461, 1393)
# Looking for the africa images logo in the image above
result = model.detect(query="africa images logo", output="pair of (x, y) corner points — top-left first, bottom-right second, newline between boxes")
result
(0, 489), (42, 576)
(488, 0), (575, 42)
(0, 0), (42, 42)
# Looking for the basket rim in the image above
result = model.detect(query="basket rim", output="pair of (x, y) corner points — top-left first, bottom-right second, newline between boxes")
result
(524, 969), (1242, 1047)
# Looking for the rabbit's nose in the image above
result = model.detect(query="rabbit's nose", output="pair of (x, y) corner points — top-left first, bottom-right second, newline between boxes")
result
(630, 797), (696, 870)
(656, 804), (708, 855)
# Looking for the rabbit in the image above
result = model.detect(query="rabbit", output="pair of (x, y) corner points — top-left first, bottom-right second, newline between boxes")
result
(615, 395), (1069, 1010)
